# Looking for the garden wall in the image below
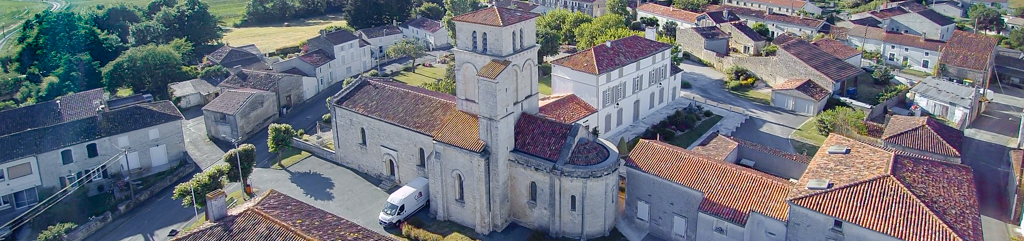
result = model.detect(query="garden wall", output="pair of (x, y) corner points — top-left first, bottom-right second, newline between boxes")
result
(65, 162), (197, 241)
(290, 137), (335, 162)
(866, 91), (908, 121)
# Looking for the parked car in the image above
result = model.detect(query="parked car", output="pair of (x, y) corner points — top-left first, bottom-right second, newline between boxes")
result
(379, 177), (430, 227)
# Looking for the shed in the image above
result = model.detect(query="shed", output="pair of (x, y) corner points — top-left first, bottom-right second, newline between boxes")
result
(909, 77), (980, 129)
(169, 78), (220, 108)
(771, 79), (830, 115)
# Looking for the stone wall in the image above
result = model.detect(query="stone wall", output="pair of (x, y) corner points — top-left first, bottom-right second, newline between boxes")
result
(65, 161), (197, 241)
(289, 137), (335, 162)
(867, 91), (907, 121)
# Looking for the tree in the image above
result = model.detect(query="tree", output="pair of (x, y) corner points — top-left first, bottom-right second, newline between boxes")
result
(537, 9), (592, 45)
(673, 0), (709, 12)
(129, 21), (169, 45)
(751, 22), (772, 41)
(223, 143), (256, 183)
(172, 164), (229, 208)
(969, 4), (1005, 33)
(574, 14), (630, 49)
(38, 222), (78, 241)
(1009, 28), (1024, 50)
(415, 2), (445, 20)
(268, 123), (298, 164)
(639, 16), (659, 28)
(387, 39), (426, 72)
(421, 79), (455, 94)
(146, 0), (177, 17)
(155, 0), (223, 46)
(1014, 6), (1024, 18)
(200, 65), (230, 79)
(89, 4), (144, 43)
(660, 21), (678, 39)
(871, 65), (894, 85)
(102, 44), (187, 99)
(345, 0), (413, 29)
(442, 0), (484, 46)
(815, 107), (867, 136)
(607, 0), (632, 23)
(537, 28), (561, 60)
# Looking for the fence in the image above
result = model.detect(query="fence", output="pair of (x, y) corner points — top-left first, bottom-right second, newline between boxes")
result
(290, 137), (335, 162)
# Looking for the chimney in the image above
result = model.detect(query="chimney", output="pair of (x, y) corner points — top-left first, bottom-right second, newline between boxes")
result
(723, 9), (730, 20)
(645, 26), (657, 41)
(605, 40), (612, 47)
(205, 189), (228, 222)
(320, 29), (326, 37)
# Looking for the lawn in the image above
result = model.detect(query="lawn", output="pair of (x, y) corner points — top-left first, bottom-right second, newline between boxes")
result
(392, 66), (446, 87)
(792, 117), (826, 146)
(0, 0), (49, 28)
(727, 87), (770, 105)
(66, 0), (250, 25)
(222, 16), (348, 53)
(1014, 0), (1024, 8)
(272, 148), (310, 170)
(668, 115), (723, 148)
(540, 75), (552, 95)
(182, 189), (247, 232)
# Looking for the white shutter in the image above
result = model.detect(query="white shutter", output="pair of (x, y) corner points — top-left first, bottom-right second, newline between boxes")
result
(673, 216), (687, 237)
(637, 201), (650, 221)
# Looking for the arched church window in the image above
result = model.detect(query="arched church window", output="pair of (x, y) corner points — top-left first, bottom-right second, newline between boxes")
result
(482, 32), (488, 53)
(512, 31), (517, 51)
(529, 182), (537, 202)
(519, 29), (524, 49)
(472, 31), (478, 51)
(455, 173), (465, 202)
(419, 148), (426, 167)
(570, 195), (577, 211)
(360, 128), (367, 145)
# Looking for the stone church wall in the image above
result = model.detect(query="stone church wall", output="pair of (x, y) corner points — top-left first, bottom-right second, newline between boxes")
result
(429, 142), (492, 234)
(331, 104), (433, 184)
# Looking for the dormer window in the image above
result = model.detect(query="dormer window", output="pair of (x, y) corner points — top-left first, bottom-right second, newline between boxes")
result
(472, 31), (478, 51)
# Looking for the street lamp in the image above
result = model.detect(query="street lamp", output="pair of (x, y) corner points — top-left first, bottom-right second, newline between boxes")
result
(222, 135), (248, 198)
(121, 148), (135, 202)
(190, 182), (198, 216)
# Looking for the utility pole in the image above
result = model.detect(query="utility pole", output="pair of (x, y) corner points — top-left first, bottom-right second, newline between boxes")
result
(190, 182), (198, 216)
(123, 149), (135, 202)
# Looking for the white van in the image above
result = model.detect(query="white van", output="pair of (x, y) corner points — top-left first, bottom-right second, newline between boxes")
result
(379, 177), (430, 227)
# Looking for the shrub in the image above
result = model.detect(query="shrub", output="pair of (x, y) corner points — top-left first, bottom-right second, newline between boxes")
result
(681, 81), (692, 89)
(444, 233), (475, 241)
(274, 45), (302, 57)
(871, 65), (894, 85)
(815, 106), (867, 136)
(401, 222), (444, 241)
(539, 63), (552, 76)
(343, 77), (356, 87)
(657, 128), (676, 141)
(876, 84), (909, 103)
(726, 81), (744, 90)
(38, 222), (78, 241)
(364, 69), (380, 77)
(322, 113), (331, 123)
(704, 110), (713, 117)
(741, 77), (756, 86)
(762, 45), (778, 56)
(403, 64), (417, 72)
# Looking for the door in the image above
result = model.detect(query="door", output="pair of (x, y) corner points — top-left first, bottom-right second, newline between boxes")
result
(633, 100), (640, 122)
(120, 152), (141, 171)
(150, 145), (168, 167)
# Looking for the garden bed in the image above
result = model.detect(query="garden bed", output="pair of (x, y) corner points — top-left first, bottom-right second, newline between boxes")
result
(621, 106), (720, 153)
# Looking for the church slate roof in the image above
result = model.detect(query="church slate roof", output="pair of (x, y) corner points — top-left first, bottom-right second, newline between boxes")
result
(790, 134), (982, 241)
(882, 115), (963, 157)
(538, 94), (596, 123)
(0, 101), (183, 164)
(173, 190), (393, 241)
(452, 7), (540, 27)
(551, 36), (672, 75)
(514, 114), (573, 161)
(0, 88), (106, 137)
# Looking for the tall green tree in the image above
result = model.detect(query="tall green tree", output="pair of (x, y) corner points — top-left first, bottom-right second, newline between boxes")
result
(815, 107), (867, 136)
(1008, 28), (1024, 50)
(673, 0), (709, 12)
(415, 2), (445, 20)
(223, 143), (256, 183)
(969, 4), (1005, 33)
(750, 22), (772, 41)
(639, 16), (659, 28)
(660, 21), (678, 39)
(537, 28), (561, 60)
(387, 39), (426, 72)
(101, 44), (187, 99)
(537, 9), (592, 45)
(607, 0), (632, 23)
(146, 0), (177, 17)
(574, 14), (629, 49)
(172, 164), (229, 208)
(442, 0), (484, 46)
(155, 0), (222, 46)
(129, 21), (168, 45)
(345, 0), (413, 29)
(268, 123), (298, 165)
(90, 4), (144, 43)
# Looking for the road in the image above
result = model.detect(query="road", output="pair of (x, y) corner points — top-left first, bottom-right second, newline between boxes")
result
(0, 0), (63, 51)
(677, 60), (810, 152)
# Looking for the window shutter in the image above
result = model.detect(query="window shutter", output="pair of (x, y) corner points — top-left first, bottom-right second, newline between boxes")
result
(637, 201), (650, 221)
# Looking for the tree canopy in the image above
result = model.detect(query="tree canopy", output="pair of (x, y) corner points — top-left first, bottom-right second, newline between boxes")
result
(673, 0), (710, 12)
(815, 107), (867, 136)
(101, 43), (189, 99)
(969, 4), (1005, 33)
(415, 2), (446, 20)
(172, 164), (230, 208)
(223, 143), (256, 183)
(268, 123), (298, 154)
(536, 9), (592, 45)
(537, 28), (561, 60)
(442, 0), (485, 46)
(607, 0), (633, 23)
(575, 14), (634, 49)
(387, 39), (426, 70)
(345, 0), (413, 29)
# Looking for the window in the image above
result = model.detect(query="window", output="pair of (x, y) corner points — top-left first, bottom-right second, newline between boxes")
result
(86, 143), (98, 158)
(832, 220), (843, 232)
(529, 182), (538, 202)
(482, 32), (488, 53)
(636, 200), (649, 221)
(888, 53), (895, 61)
(890, 45), (895, 49)
(715, 227), (727, 235)
(570, 195), (577, 211)
(92, 165), (106, 181)
(604, 114), (612, 133)
(398, 205), (405, 215)
(0, 169), (4, 182)
(616, 108), (623, 126)
(360, 128), (367, 145)
(12, 187), (37, 208)
(904, 47), (909, 52)
(418, 148), (426, 167)
(455, 173), (464, 202)
(659, 88), (665, 104)
(649, 92), (656, 109)
(672, 216), (686, 237)
(922, 60), (930, 68)
(61, 149), (73, 165)
(925, 52), (930, 56)
(149, 128), (160, 140)
(632, 76), (643, 94)
(0, 195), (10, 209)
(472, 31), (478, 51)
(520, 29), (524, 49)
(8, 163), (31, 180)
(512, 31), (517, 50)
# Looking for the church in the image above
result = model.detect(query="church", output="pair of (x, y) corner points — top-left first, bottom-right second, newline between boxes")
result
(329, 6), (621, 239)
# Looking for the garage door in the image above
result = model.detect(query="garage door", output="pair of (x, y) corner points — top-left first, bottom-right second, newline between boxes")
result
(150, 145), (168, 167)
(794, 98), (814, 115)
(120, 152), (141, 171)
(772, 94), (793, 110)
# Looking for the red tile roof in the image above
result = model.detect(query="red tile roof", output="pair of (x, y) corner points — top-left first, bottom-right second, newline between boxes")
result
(334, 77), (485, 152)
(709, 5), (823, 28)
(452, 7), (540, 27)
(174, 190), (393, 241)
(790, 134), (982, 241)
(514, 114), (573, 161)
(882, 115), (963, 157)
(940, 30), (997, 71)
(773, 78), (830, 101)
(691, 132), (739, 161)
(477, 60), (511, 79)
(812, 38), (861, 60)
(538, 94), (597, 123)
(637, 3), (700, 23)
(736, 0), (807, 8)
(494, 0), (541, 11)
(568, 139), (610, 166)
(628, 139), (793, 225)
(777, 37), (865, 84)
(551, 35), (672, 75)
(883, 32), (944, 51)
(299, 49), (334, 67)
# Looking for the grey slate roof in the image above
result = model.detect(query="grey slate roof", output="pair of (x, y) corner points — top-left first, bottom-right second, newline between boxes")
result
(219, 69), (304, 91)
(202, 89), (264, 114)
(850, 17), (883, 26)
(693, 26), (730, 40)
(0, 88), (106, 137)
(0, 101), (183, 164)
(355, 25), (402, 39)
(916, 9), (955, 26)
(911, 77), (977, 107)
(207, 45), (268, 70)
(322, 30), (361, 45)
(170, 79), (220, 97)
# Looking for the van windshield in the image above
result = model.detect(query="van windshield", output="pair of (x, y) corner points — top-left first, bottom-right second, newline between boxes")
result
(383, 202), (399, 215)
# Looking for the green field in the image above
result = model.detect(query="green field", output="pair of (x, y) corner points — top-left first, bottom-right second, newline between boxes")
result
(1013, 0), (1023, 8)
(65, 0), (249, 25)
(0, 0), (50, 29)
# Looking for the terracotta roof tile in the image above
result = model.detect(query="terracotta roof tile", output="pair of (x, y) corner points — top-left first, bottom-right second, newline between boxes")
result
(552, 36), (672, 75)
(538, 94), (597, 123)
(790, 134), (982, 241)
(940, 30), (997, 71)
(710, 6), (823, 28)
(493, 0), (541, 11)
(691, 132), (739, 161)
(174, 190), (393, 241)
(401, 17), (443, 33)
(434, 111), (486, 152)
(734, 0), (807, 8)
(778, 37), (865, 84)
(299, 49), (334, 67)
(773, 78), (830, 101)
(637, 3), (700, 23)
(514, 114), (572, 161)
(883, 32), (944, 51)
(477, 60), (511, 79)
(452, 7), (540, 27)
(568, 139), (610, 166)
(627, 139), (792, 224)
(882, 116), (963, 157)
(812, 38), (861, 60)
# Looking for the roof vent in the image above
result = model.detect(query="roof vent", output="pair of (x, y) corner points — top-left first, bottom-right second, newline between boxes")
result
(806, 179), (831, 190)
(605, 41), (612, 47)
(826, 145), (850, 154)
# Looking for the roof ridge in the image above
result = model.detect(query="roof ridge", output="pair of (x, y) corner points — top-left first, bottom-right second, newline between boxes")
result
(644, 139), (792, 185)
(789, 173), (893, 201)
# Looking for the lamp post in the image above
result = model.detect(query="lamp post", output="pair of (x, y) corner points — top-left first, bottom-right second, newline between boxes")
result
(122, 148), (135, 202)
(222, 135), (247, 198)
(190, 182), (198, 216)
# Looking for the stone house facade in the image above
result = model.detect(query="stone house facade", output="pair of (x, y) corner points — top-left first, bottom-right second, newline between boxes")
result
(203, 89), (279, 143)
(218, 69), (312, 110)
(273, 29), (372, 89)
(400, 17), (452, 50)
(847, 25), (942, 73)
(531, 0), (607, 17)
(711, 6), (826, 38)
(722, 23), (767, 55)
(721, 0), (822, 16)
(551, 35), (681, 136)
